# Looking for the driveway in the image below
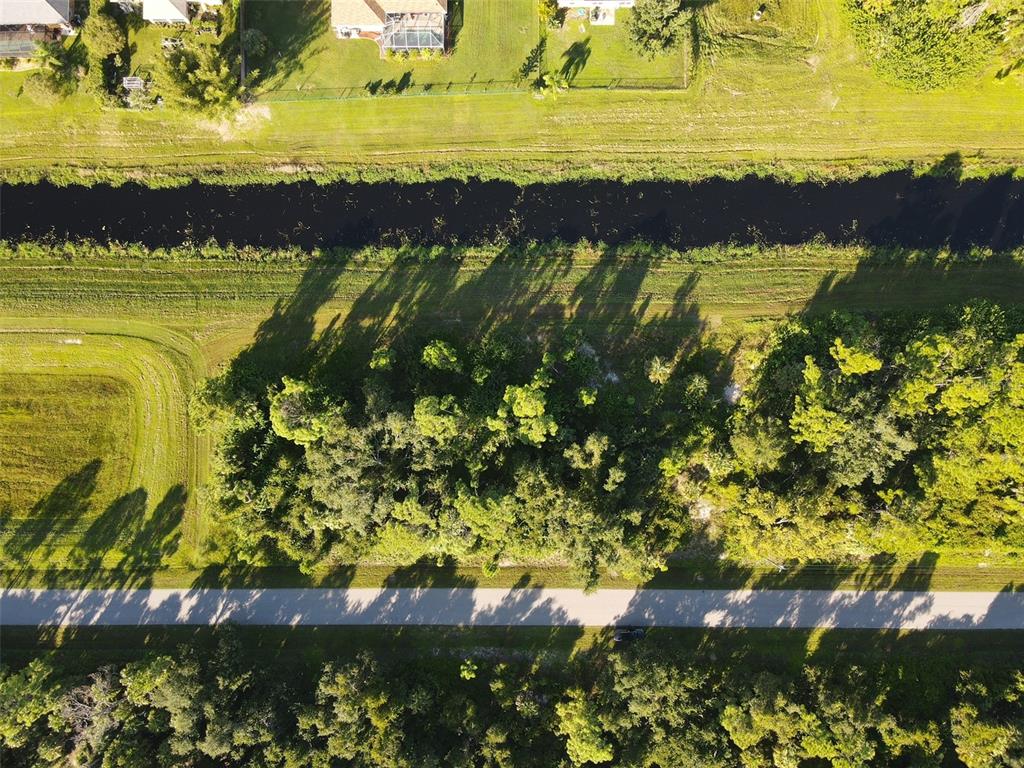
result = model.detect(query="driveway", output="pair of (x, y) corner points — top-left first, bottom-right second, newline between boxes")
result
(3, 588), (1023, 629)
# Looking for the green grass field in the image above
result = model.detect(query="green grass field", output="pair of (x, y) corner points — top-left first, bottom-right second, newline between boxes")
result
(546, 8), (688, 87)
(0, 322), (204, 576)
(2, 243), (1024, 587)
(0, 372), (135, 516)
(0, 0), (1020, 184)
(253, 0), (540, 98)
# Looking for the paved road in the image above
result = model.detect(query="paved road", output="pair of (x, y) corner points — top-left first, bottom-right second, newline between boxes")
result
(3, 588), (1023, 629)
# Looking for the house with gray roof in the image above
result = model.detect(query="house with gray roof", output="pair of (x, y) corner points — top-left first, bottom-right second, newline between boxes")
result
(0, 0), (70, 25)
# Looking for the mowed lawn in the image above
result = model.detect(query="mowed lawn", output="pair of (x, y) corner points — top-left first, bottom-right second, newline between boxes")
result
(546, 8), (687, 87)
(252, 0), (540, 98)
(0, 374), (134, 517)
(1, 0), (1021, 183)
(0, 326), (203, 574)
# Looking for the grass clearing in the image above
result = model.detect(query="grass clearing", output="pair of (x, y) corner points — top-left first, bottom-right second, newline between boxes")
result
(1, 244), (1023, 587)
(0, 0), (1020, 184)
(0, 323), (204, 573)
(545, 8), (688, 87)
(0, 373), (134, 516)
(253, 0), (540, 99)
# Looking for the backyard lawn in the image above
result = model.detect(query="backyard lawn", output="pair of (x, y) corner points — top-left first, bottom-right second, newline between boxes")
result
(545, 8), (688, 87)
(127, 23), (167, 78)
(252, 0), (540, 98)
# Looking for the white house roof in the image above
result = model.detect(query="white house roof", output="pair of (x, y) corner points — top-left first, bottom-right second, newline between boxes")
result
(142, 0), (189, 22)
(331, 0), (385, 28)
(384, 0), (445, 11)
(0, 0), (70, 25)
(331, 0), (445, 29)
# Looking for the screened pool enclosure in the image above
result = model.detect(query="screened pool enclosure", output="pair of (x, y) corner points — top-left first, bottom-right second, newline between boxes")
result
(381, 11), (445, 50)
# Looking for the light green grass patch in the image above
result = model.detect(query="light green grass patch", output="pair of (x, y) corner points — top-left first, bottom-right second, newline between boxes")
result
(0, 325), (202, 572)
(253, 0), (540, 99)
(1, 0), (1021, 184)
(545, 8), (688, 87)
(127, 24), (169, 79)
(0, 373), (135, 515)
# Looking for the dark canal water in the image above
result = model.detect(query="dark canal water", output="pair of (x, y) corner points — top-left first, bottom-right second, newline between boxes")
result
(2, 173), (1022, 248)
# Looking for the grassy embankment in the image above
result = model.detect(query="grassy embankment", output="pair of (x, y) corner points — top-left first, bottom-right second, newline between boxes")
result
(2, 242), (1024, 589)
(0, 0), (1020, 185)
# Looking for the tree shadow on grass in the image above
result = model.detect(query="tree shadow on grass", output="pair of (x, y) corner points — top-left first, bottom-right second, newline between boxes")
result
(243, 0), (329, 90)
(517, 38), (546, 85)
(73, 485), (186, 582)
(0, 460), (103, 570)
(560, 38), (591, 82)
(446, 0), (464, 53)
(1, 472), (186, 588)
(195, 242), (733, 588)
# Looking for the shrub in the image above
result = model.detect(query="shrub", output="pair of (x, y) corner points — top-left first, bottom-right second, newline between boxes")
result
(20, 71), (63, 105)
(627, 0), (689, 58)
(845, 0), (1002, 89)
(241, 28), (267, 58)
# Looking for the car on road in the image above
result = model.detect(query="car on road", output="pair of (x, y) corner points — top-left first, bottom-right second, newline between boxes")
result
(612, 626), (647, 643)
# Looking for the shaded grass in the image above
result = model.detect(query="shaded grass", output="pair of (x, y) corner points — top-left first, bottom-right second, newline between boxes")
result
(0, 374), (134, 515)
(3, 624), (1021, 681)
(5, 560), (1022, 591)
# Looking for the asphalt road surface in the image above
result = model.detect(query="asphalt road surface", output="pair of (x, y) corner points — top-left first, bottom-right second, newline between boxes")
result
(3, 588), (1023, 629)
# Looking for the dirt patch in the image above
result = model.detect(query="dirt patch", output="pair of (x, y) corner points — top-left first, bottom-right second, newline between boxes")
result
(203, 104), (272, 141)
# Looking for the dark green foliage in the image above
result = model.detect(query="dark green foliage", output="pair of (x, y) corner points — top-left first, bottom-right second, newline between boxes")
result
(200, 328), (706, 584)
(201, 300), (1024, 572)
(81, 6), (127, 98)
(844, 0), (1010, 89)
(153, 0), (241, 109)
(2, 632), (1022, 767)
(710, 301), (1024, 560)
(241, 28), (268, 59)
(627, 0), (691, 58)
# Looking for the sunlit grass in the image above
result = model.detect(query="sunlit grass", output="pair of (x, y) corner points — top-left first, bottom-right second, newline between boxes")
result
(0, 0), (1020, 184)
(0, 325), (203, 572)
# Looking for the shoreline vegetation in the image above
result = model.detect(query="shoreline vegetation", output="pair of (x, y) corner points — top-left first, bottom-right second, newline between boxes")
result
(1, 155), (1022, 190)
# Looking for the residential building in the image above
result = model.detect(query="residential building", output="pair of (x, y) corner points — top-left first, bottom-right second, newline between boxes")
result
(0, 0), (70, 26)
(331, 0), (447, 51)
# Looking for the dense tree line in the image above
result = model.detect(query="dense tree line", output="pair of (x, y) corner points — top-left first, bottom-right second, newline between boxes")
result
(707, 302), (1024, 561)
(196, 328), (696, 584)
(2, 630), (1022, 767)
(196, 302), (1024, 577)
